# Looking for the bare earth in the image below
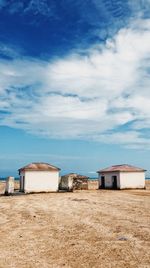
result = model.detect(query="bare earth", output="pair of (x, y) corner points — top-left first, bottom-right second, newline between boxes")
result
(0, 181), (150, 268)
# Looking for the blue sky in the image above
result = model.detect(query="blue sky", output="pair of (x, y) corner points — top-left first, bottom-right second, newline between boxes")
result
(0, 0), (150, 177)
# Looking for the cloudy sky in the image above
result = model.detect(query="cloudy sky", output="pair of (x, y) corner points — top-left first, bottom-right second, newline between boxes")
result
(0, 0), (150, 176)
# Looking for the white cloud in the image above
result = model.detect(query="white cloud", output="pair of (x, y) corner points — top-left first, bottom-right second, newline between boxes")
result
(0, 42), (24, 59)
(0, 18), (150, 148)
(128, 0), (150, 18)
(93, 131), (150, 149)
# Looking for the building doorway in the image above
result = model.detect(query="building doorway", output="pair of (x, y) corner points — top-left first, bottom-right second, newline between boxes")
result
(20, 175), (25, 192)
(23, 176), (25, 191)
(101, 176), (105, 189)
(112, 176), (117, 189)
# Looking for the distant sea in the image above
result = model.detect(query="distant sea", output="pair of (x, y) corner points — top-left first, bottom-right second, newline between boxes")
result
(0, 177), (19, 181)
(0, 177), (150, 181)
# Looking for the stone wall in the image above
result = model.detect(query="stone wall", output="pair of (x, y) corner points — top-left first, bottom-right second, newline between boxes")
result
(88, 180), (99, 190)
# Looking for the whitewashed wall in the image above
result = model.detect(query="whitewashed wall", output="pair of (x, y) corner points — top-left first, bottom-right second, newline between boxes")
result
(20, 170), (59, 193)
(120, 172), (145, 189)
(98, 171), (145, 189)
(99, 172), (120, 188)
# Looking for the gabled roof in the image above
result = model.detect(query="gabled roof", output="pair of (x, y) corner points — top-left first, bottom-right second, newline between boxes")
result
(97, 164), (146, 173)
(18, 162), (61, 173)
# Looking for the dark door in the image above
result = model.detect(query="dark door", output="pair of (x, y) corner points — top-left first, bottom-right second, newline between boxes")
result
(20, 176), (25, 192)
(101, 176), (105, 189)
(23, 176), (25, 191)
(112, 176), (117, 189)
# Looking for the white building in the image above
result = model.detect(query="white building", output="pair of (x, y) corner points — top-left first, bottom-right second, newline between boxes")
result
(19, 162), (61, 193)
(97, 164), (146, 189)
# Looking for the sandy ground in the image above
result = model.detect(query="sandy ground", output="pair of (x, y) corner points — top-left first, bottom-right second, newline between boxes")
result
(0, 181), (150, 268)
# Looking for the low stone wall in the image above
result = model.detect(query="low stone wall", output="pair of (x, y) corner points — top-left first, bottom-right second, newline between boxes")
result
(73, 180), (88, 190)
(88, 180), (99, 190)
(146, 180), (150, 190)
(0, 180), (19, 195)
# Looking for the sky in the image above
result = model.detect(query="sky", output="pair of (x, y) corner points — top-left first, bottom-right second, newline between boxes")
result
(0, 0), (150, 177)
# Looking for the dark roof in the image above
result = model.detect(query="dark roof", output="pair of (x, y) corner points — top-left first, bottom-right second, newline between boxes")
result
(97, 164), (146, 173)
(18, 162), (61, 173)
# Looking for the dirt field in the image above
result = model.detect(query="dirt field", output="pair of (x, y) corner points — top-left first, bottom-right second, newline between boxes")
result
(0, 181), (150, 268)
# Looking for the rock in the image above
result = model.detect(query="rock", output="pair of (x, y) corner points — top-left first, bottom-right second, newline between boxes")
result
(117, 236), (128, 241)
